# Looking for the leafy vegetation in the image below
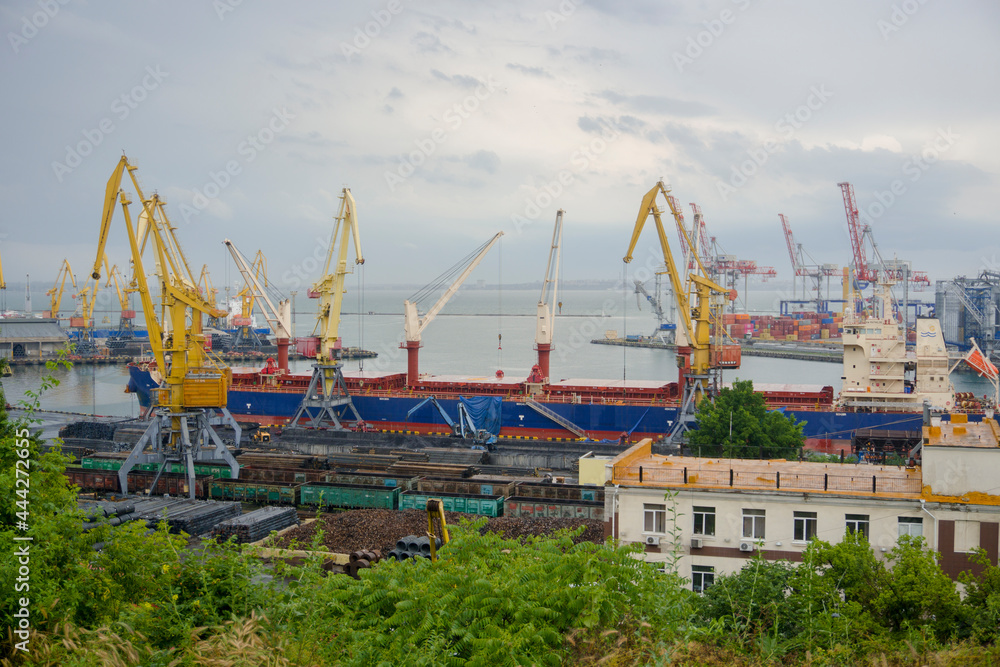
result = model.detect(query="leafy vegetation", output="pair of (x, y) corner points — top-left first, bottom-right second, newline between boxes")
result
(688, 379), (805, 459)
(3, 367), (1000, 665)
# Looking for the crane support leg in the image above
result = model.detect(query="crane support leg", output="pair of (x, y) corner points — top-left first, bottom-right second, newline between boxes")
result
(288, 363), (362, 430)
(118, 408), (241, 499)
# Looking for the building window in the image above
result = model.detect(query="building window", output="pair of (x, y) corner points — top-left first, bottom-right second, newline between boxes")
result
(644, 503), (666, 534)
(845, 514), (870, 538)
(692, 565), (715, 593)
(693, 506), (716, 536)
(898, 516), (923, 538)
(742, 509), (765, 539)
(793, 511), (818, 542)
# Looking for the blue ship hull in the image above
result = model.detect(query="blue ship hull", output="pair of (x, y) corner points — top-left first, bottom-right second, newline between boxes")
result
(131, 366), (973, 441)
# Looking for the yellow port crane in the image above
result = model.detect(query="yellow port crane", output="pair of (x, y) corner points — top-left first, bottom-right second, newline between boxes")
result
(89, 155), (240, 497)
(623, 180), (739, 442)
(288, 187), (364, 429)
(44, 259), (77, 319)
(105, 261), (140, 344)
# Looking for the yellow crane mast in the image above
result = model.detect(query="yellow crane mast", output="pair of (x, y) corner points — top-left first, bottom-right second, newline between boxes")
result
(44, 259), (77, 319)
(288, 187), (364, 429)
(623, 180), (739, 442)
(90, 155), (240, 497)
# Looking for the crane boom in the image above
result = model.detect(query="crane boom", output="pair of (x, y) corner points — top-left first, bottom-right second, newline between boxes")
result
(404, 232), (504, 343)
(45, 259), (77, 318)
(311, 188), (364, 363)
(401, 231), (503, 386)
(224, 239), (293, 370)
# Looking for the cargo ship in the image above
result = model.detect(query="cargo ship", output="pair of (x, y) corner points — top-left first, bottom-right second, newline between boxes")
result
(126, 303), (994, 442)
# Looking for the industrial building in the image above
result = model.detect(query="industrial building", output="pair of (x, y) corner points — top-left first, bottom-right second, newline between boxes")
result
(592, 414), (1000, 591)
(936, 273), (1000, 358)
(0, 317), (70, 359)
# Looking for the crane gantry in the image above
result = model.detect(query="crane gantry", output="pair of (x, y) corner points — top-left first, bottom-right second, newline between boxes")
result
(90, 155), (240, 497)
(624, 181), (740, 442)
(287, 187), (365, 429)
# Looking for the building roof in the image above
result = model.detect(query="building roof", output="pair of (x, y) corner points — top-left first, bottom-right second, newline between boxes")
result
(0, 318), (69, 342)
(609, 439), (922, 498)
(924, 417), (1000, 449)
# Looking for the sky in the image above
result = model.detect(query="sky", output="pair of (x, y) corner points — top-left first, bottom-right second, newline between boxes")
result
(1, 0), (998, 304)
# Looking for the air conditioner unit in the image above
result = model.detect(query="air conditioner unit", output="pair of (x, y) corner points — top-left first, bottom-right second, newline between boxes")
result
(644, 535), (659, 545)
(739, 541), (755, 552)
(690, 537), (703, 549)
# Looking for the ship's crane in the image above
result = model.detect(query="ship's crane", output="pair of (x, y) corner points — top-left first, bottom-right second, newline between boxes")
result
(230, 249), (269, 352)
(780, 213), (840, 311)
(224, 240), (292, 370)
(44, 259), (77, 319)
(287, 187), (364, 430)
(534, 211), (563, 382)
(624, 181), (739, 442)
(402, 231), (504, 386)
(89, 155), (240, 497)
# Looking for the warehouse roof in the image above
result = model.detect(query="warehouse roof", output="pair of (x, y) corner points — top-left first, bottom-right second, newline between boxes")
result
(0, 318), (69, 342)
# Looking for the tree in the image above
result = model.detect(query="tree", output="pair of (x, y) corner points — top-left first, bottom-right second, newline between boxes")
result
(687, 379), (805, 459)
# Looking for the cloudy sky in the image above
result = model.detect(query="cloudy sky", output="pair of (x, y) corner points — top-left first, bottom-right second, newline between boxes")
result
(1, 0), (997, 301)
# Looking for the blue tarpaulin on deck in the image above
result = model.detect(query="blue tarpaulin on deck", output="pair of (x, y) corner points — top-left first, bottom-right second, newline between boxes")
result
(459, 396), (502, 436)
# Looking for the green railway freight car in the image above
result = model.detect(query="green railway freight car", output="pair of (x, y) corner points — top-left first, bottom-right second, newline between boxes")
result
(81, 457), (234, 479)
(504, 496), (604, 521)
(299, 482), (401, 509)
(209, 479), (301, 505)
(400, 491), (504, 517)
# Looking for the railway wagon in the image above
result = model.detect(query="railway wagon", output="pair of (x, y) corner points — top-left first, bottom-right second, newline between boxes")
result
(414, 476), (516, 498)
(209, 479), (302, 505)
(504, 496), (604, 521)
(81, 456), (234, 479)
(299, 481), (401, 509)
(399, 490), (504, 517)
(510, 481), (604, 503)
(64, 466), (213, 499)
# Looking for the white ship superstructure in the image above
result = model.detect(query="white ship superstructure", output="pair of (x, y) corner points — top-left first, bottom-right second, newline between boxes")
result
(838, 282), (956, 412)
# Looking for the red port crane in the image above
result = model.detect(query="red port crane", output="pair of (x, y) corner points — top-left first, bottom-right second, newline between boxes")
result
(838, 182), (929, 289)
(779, 213), (839, 308)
